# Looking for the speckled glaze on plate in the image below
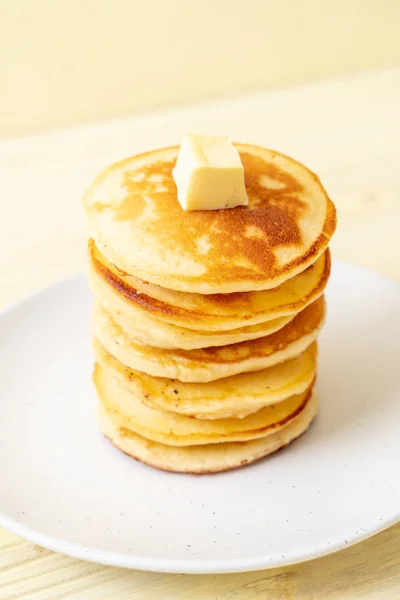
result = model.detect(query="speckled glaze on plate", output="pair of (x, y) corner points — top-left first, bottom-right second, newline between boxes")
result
(0, 262), (399, 573)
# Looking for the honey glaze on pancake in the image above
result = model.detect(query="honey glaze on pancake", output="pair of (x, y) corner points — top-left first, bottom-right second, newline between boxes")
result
(84, 145), (336, 292)
(116, 153), (304, 283)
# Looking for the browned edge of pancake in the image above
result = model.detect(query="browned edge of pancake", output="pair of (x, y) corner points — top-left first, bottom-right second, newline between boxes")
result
(151, 298), (325, 365)
(91, 295), (325, 380)
(89, 239), (331, 325)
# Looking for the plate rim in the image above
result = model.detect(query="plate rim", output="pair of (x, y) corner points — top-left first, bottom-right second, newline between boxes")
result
(0, 511), (398, 574)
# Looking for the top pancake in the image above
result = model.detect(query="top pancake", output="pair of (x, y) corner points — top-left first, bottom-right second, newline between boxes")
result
(83, 144), (336, 294)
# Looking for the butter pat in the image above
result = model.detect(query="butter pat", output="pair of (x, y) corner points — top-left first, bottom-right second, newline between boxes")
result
(172, 135), (248, 211)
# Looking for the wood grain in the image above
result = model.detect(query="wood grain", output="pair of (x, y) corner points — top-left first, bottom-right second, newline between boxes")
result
(1, 525), (399, 599)
(0, 68), (399, 598)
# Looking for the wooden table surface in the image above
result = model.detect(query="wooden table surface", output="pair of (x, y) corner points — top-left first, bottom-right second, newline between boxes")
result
(1, 68), (399, 599)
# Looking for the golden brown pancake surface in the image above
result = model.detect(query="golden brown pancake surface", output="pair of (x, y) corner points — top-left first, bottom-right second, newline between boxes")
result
(84, 145), (336, 294)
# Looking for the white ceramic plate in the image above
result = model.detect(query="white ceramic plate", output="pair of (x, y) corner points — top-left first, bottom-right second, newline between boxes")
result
(0, 262), (399, 574)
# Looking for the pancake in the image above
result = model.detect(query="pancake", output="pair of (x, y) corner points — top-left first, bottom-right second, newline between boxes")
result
(89, 240), (330, 331)
(83, 144), (336, 294)
(91, 296), (325, 382)
(89, 263), (296, 350)
(94, 360), (314, 446)
(99, 392), (318, 473)
(94, 341), (317, 419)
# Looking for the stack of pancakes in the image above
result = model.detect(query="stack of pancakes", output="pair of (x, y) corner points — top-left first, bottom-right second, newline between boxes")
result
(83, 144), (336, 473)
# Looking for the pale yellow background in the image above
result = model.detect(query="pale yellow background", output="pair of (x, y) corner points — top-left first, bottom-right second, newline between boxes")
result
(1, 0), (400, 137)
